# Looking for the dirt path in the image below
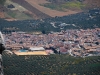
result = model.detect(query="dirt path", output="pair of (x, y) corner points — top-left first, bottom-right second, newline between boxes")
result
(12, 0), (50, 19)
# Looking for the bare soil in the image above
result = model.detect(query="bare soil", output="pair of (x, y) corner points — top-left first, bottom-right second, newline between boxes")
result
(25, 0), (79, 17)
(12, 0), (80, 19)
(0, 5), (7, 18)
(2, 0), (100, 20)
(14, 51), (48, 55)
(12, 0), (51, 19)
(83, 0), (100, 9)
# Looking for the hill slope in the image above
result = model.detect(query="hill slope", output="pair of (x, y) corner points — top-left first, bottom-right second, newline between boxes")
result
(2, 53), (100, 75)
(0, 9), (100, 32)
(0, 0), (100, 20)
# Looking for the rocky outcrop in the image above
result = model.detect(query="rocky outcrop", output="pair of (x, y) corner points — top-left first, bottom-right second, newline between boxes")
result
(0, 54), (3, 75)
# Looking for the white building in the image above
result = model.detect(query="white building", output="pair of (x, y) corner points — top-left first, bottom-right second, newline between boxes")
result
(29, 47), (45, 51)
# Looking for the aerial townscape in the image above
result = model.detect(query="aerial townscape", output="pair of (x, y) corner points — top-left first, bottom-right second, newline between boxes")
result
(0, 0), (100, 75)
(4, 28), (100, 57)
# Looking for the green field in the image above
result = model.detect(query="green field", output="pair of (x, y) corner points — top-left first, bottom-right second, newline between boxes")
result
(2, 53), (100, 75)
(4, 0), (33, 20)
(41, 1), (85, 11)
(40, 3), (65, 11)
(6, 10), (33, 20)
(62, 1), (85, 10)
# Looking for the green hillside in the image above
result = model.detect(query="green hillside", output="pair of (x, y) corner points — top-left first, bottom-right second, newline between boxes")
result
(0, 9), (100, 33)
(5, 10), (33, 20)
(2, 53), (100, 75)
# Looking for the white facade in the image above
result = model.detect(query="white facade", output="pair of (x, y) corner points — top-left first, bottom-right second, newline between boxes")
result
(29, 47), (45, 51)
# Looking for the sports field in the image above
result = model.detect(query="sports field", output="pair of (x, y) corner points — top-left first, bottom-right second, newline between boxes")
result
(14, 51), (48, 55)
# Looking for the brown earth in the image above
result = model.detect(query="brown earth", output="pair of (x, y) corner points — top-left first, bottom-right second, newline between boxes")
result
(0, 12), (5, 18)
(0, 5), (7, 18)
(0, 5), (15, 20)
(12, 0), (51, 19)
(12, 0), (79, 19)
(1, 0), (100, 20)
(14, 51), (48, 55)
(25, 0), (79, 17)
(83, 0), (100, 9)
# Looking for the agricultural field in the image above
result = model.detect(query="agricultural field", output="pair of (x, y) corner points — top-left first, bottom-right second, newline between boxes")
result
(3, 0), (33, 20)
(41, 1), (85, 11)
(16, 0), (78, 17)
(2, 53), (100, 75)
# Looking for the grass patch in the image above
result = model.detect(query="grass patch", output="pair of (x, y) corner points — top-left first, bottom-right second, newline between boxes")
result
(61, 1), (85, 10)
(41, 1), (86, 11)
(40, 3), (65, 11)
(7, 10), (33, 20)
(15, 12), (33, 20)
(7, 11), (16, 18)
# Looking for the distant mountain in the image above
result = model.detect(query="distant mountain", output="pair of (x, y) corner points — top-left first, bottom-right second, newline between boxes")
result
(0, 0), (100, 20)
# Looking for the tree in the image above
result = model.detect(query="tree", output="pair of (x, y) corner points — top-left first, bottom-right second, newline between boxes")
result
(42, 30), (46, 34)
(0, 0), (6, 5)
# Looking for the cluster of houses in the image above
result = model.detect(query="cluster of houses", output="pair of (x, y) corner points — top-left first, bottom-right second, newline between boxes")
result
(4, 28), (100, 57)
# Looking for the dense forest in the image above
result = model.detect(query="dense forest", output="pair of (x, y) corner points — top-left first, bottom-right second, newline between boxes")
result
(0, 8), (100, 33)
(2, 53), (100, 75)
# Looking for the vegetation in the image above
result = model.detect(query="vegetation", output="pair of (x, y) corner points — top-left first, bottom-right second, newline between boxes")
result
(7, 10), (16, 18)
(2, 53), (100, 75)
(61, 1), (85, 10)
(6, 10), (33, 20)
(40, 3), (65, 11)
(0, 0), (6, 5)
(0, 9), (100, 33)
(41, 1), (85, 11)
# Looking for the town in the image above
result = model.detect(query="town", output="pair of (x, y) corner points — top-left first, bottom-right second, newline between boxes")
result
(3, 28), (100, 57)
